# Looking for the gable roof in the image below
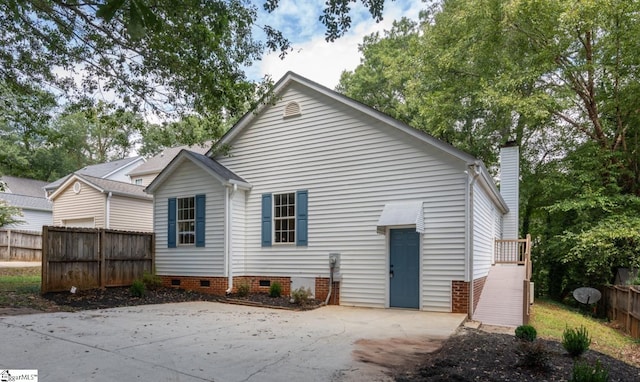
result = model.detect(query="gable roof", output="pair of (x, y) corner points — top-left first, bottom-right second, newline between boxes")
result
(49, 173), (152, 201)
(128, 143), (211, 177)
(0, 192), (52, 211)
(45, 156), (145, 191)
(0, 176), (47, 198)
(215, 71), (508, 213)
(145, 149), (250, 194)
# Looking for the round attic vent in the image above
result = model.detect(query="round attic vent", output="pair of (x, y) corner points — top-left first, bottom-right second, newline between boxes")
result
(73, 181), (82, 194)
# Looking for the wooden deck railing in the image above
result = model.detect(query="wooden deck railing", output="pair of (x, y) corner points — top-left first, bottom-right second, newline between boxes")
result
(495, 234), (532, 324)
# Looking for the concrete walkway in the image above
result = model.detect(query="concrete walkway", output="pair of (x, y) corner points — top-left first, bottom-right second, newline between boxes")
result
(0, 261), (40, 267)
(0, 302), (466, 382)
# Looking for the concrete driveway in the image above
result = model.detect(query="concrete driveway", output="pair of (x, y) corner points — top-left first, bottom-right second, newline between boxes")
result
(0, 302), (465, 381)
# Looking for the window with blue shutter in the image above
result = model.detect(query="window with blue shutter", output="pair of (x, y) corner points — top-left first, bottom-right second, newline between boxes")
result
(261, 193), (272, 246)
(195, 194), (206, 247)
(168, 198), (177, 248)
(296, 190), (308, 246)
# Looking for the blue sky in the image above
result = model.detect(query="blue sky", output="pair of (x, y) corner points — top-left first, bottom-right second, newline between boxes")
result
(247, 0), (425, 89)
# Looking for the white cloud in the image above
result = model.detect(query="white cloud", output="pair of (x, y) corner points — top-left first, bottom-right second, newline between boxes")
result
(252, 0), (425, 89)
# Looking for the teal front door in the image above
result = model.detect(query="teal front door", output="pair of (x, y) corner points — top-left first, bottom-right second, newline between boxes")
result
(389, 228), (420, 308)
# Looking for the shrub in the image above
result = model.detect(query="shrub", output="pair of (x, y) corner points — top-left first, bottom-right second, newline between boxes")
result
(269, 281), (282, 298)
(236, 282), (250, 297)
(130, 279), (146, 297)
(517, 341), (550, 370)
(570, 360), (609, 382)
(563, 326), (592, 357)
(291, 287), (312, 305)
(515, 325), (537, 342)
(142, 271), (162, 290)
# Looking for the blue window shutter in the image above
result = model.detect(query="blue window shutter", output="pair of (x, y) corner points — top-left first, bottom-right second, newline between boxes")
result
(168, 198), (177, 248)
(296, 190), (308, 246)
(195, 194), (206, 247)
(261, 193), (272, 247)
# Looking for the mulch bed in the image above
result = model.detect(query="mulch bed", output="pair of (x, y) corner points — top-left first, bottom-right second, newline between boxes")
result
(395, 328), (640, 382)
(42, 287), (323, 312)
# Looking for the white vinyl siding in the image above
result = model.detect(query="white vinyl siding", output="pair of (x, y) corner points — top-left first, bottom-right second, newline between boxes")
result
(52, 183), (106, 228)
(473, 182), (495, 279)
(5, 209), (52, 232)
(105, 159), (144, 183)
(231, 189), (246, 275)
(500, 146), (519, 239)
(153, 160), (226, 276)
(217, 83), (468, 311)
(108, 195), (153, 232)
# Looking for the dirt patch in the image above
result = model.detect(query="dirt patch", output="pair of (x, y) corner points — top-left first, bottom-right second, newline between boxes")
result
(353, 336), (446, 373)
(394, 328), (640, 382)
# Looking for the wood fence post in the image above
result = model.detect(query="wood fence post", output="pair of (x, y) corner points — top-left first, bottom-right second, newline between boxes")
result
(41, 226), (48, 294)
(627, 286), (632, 335)
(99, 229), (106, 289)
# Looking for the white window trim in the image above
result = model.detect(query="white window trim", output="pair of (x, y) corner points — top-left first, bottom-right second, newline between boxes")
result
(177, 196), (195, 246)
(273, 191), (296, 245)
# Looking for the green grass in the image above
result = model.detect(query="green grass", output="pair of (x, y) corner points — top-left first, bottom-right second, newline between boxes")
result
(0, 274), (41, 292)
(531, 299), (639, 365)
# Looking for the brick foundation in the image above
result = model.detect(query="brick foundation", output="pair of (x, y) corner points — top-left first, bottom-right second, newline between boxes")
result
(473, 276), (487, 311)
(315, 277), (340, 305)
(160, 276), (228, 295)
(451, 280), (469, 314)
(160, 275), (340, 305)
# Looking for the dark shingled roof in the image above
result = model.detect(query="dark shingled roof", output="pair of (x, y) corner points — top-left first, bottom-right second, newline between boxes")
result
(182, 150), (247, 183)
(0, 176), (47, 198)
(0, 193), (52, 211)
(67, 174), (152, 200)
(45, 157), (143, 191)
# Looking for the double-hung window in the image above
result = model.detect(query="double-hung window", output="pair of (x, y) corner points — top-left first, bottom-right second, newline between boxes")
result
(168, 194), (205, 248)
(274, 192), (296, 243)
(177, 196), (195, 245)
(262, 190), (307, 247)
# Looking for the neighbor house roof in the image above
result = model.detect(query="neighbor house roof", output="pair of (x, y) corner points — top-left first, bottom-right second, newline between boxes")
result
(45, 156), (145, 192)
(0, 192), (52, 212)
(215, 71), (509, 213)
(145, 150), (250, 194)
(0, 176), (47, 198)
(128, 143), (211, 177)
(49, 173), (153, 201)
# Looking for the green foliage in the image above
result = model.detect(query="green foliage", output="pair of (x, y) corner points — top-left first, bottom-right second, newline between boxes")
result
(517, 341), (550, 370)
(130, 279), (146, 298)
(236, 282), (250, 297)
(290, 287), (312, 305)
(562, 326), (592, 357)
(269, 282), (282, 298)
(142, 272), (162, 290)
(570, 360), (609, 382)
(0, 200), (23, 228)
(515, 325), (537, 342)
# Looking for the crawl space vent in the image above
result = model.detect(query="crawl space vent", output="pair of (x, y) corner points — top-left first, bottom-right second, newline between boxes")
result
(283, 101), (301, 118)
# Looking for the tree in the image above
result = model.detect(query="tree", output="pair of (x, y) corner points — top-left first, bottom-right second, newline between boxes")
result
(338, 0), (640, 296)
(0, 200), (22, 228)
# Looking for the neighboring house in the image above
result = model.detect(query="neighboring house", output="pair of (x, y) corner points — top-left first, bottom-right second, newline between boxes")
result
(0, 176), (52, 232)
(127, 143), (211, 187)
(44, 156), (145, 196)
(145, 72), (525, 319)
(49, 173), (153, 232)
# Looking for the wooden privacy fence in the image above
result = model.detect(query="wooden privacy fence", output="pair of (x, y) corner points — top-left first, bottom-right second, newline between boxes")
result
(0, 229), (42, 261)
(603, 285), (640, 340)
(41, 226), (155, 293)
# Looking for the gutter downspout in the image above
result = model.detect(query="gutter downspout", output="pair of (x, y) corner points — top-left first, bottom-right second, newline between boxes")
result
(106, 192), (112, 229)
(466, 162), (481, 319)
(225, 184), (237, 294)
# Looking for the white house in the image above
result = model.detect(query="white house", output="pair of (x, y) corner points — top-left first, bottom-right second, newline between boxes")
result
(145, 72), (523, 317)
(0, 176), (52, 232)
